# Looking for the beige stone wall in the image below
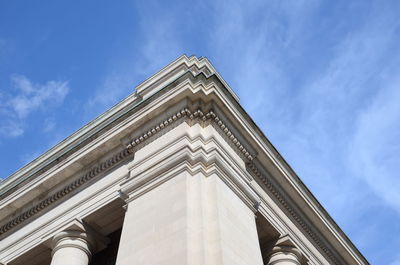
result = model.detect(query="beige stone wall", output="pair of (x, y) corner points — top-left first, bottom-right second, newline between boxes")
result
(116, 170), (263, 265)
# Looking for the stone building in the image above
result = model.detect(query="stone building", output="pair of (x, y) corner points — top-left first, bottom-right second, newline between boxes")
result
(0, 55), (368, 265)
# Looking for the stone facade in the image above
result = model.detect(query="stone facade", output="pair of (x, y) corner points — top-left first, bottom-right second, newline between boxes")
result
(0, 55), (369, 265)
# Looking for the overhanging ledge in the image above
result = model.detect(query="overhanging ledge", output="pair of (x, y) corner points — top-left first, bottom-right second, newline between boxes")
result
(0, 55), (368, 265)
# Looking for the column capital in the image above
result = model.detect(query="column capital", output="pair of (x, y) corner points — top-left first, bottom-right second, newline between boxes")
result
(49, 219), (110, 264)
(267, 235), (303, 265)
(269, 245), (302, 263)
(51, 230), (94, 258)
(50, 229), (93, 265)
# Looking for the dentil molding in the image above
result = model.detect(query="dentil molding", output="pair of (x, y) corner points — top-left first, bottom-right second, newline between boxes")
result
(0, 148), (133, 236)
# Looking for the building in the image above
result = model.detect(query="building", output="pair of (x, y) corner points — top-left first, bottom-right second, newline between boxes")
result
(0, 55), (368, 265)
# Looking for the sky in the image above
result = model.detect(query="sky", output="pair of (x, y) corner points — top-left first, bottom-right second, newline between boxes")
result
(0, 0), (399, 264)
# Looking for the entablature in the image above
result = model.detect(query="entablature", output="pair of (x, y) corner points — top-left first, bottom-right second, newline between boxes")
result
(0, 55), (368, 265)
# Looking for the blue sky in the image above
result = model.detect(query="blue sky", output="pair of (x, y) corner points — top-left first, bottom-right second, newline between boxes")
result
(1, 1), (399, 264)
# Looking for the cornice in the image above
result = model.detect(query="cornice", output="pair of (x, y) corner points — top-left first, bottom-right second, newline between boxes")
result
(121, 138), (260, 212)
(1, 102), (346, 265)
(125, 105), (347, 265)
(0, 56), (367, 264)
(0, 148), (133, 237)
(0, 55), (223, 199)
(248, 162), (343, 265)
(135, 54), (239, 102)
(126, 107), (254, 163)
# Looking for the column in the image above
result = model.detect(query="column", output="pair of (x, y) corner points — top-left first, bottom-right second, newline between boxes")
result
(116, 171), (264, 265)
(267, 236), (302, 265)
(50, 230), (93, 265)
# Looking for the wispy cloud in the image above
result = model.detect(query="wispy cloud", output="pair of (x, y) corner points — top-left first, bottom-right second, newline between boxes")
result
(0, 75), (69, 137)
(290, 2), (400, 215)
(208, 0), (400, 214)
(0, 120), (24, 138)
(391, 259), (400, 265)
(9, 75), (69, 118)
(43, 118), (56, 133)
(0, 0), (398, 263)
(209, 0), (320, 131)
(134, 10), (183, 76)
(205, 1), (400, 262)
(350, 76), (400, 212)
(86, 72), (135, 114)
(86, 2), (182, 116)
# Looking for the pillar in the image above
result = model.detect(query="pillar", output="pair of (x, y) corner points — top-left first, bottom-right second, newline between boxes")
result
(267, 236), (302, 265)
(50, 230), (93, 265)
(116, 171), (264, 265)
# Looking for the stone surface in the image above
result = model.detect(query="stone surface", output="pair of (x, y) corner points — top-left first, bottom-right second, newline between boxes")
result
(0, 55), (369, 265)
(50, 230), (92, 265)
(116, 171), (263, 265)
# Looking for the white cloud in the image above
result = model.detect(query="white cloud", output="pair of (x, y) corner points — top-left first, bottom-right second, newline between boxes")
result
(9, 75), (69, 119)
(291, 4), (400, 216)
(350, 79), (400, 212)
(207, 0), (400, 234)
(0, 75), (69, 137)
(0, 120), (24, 137)
(43, 118), (56, 133)
(208, 0), (320, 129)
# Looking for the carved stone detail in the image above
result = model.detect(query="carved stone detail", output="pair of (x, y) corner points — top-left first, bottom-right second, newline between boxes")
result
(126, 104), (342, 264)
(248, 162), (341, 264)
(0, 148), (133, 236)
(1, 104), (342, 264)
(126, 107), (254, 162)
